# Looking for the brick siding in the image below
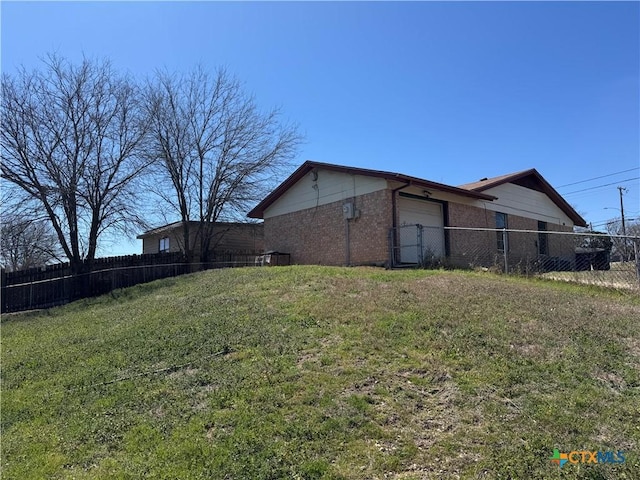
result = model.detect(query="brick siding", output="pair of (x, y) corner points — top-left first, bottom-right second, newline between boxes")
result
(264, 189), (392, 265)
(265, 192), (575, 268)
(446, 203), (574, 268)
(446, 203), (496, 267)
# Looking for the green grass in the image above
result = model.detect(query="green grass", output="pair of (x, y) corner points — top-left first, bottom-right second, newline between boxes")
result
(2, 266), (639, 479)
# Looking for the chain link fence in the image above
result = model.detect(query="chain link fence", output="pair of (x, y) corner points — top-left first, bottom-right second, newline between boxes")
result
(389, 225), (640, 291)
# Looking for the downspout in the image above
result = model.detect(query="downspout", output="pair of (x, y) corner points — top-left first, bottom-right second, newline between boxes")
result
(390, 181), (411, 268)
(345, 175), (359, 266)
(391, 181), (411, 229)
(345, 214), (350, 266)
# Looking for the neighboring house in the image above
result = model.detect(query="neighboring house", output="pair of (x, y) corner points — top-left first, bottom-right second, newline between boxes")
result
(137, 221), (264, 259)
(247, 161), (587, 267)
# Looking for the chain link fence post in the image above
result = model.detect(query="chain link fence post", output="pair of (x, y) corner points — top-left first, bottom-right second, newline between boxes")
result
(635, 238), (640, 287)
(502, 228), (508, 273)
(417, 224), (424, 267)
(388, 228), (394, 268)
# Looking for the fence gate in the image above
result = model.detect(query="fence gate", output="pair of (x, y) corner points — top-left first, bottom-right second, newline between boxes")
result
(389, 224), (422, 267)
(389, 223), (446, 268)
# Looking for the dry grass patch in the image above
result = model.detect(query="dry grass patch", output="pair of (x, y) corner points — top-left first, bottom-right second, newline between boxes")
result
(2, 266), (639, 479)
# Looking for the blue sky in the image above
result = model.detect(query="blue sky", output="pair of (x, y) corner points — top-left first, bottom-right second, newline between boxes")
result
(2, 1), (639, 256)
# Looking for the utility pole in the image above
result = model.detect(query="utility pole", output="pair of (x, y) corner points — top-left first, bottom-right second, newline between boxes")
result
(618, 186), (627, 236)
(618, 186), (628, 262)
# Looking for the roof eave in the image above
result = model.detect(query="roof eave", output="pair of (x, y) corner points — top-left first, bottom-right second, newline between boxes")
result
(390, 177), (497, 201)
(247, 161), (497, 219)
(461, 169), (587, 228)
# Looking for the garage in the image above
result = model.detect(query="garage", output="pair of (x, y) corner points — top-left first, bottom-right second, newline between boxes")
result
(397, 195), (445, 263)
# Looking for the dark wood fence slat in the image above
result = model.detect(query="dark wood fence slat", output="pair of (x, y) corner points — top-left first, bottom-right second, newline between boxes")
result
(1, 252), (267, 314)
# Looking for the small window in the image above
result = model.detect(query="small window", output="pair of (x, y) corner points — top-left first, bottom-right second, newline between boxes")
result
(538, 221), (548, 255)
(159, 237), (170, 252)
(496, 212), (508, 252)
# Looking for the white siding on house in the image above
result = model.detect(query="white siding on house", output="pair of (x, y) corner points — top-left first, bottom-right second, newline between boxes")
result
(388, 181), (574, 227)
(264, 170), (387, 218)
(478, 183), (574, 226)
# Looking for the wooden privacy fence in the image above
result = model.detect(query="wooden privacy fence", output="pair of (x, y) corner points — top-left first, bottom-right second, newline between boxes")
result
(1, 252), (271, 314)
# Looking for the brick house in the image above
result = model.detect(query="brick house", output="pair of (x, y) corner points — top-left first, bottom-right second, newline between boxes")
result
(247, 161), (587, 267)
(137, 221), (264, 259)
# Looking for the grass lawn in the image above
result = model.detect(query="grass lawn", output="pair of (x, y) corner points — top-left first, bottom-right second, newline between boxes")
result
(2, 266), (639, 479)
(541, 262), (639, 291)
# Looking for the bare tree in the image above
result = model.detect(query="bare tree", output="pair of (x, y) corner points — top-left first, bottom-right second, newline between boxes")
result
(1, 55), (150, 277)
(607, 218), (640, 262)
(145, 67), (302, 264)
(577, 229), (613, 251)
(1, 214), (62, 271)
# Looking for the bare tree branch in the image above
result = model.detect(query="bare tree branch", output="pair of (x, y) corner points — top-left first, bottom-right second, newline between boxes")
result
(144, 66), (302, 264)
(0, 213), (63, 271)
(607, 218), (640, 261)
(1, 55), (151, 274)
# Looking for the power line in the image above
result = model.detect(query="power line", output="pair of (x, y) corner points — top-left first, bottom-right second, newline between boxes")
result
(589, 217), (639, 228)
(556, 167), (639, 189)
(563, 177), (640, 196)
(564, 189), (639, 202)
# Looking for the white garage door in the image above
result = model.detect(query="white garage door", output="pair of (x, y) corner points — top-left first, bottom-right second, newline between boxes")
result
(398, 196), (445, 263)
